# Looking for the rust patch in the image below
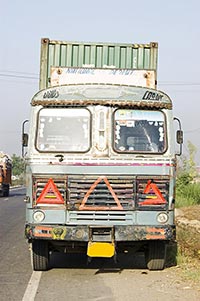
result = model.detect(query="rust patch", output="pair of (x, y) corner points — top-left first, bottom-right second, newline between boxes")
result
(32, 99), (172, 110)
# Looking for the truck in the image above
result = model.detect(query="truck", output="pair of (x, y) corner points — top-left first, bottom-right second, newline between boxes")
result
(0, 152), (12, 197)
(23, 38), (183, 271)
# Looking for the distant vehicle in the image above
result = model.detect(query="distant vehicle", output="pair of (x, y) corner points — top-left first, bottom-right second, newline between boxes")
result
(23, 38), (183, 271)
(0, 152), (12, 197)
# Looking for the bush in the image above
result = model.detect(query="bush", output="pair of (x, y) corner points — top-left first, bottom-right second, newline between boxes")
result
(176, 182), (200, 207)
(11, 154), (25, 176)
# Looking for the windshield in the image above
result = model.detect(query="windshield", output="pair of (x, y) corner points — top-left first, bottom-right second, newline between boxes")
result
(36, 108), (90, 152)
(114, 109), (166, 153)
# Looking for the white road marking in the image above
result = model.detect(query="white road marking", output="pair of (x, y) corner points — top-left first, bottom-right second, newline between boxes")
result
(11, 186), (25, 191)
(22, 271), (42, 301)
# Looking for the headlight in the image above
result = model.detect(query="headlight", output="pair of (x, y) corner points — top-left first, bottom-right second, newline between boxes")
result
(33, 210), (45, 222)
(157, 212), (168, 224)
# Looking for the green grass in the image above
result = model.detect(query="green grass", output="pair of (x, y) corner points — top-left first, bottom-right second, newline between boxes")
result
(176, 182), (200, 207)
(176, 195), (196, 208)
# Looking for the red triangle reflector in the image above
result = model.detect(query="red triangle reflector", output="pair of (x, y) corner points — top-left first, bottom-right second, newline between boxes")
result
(142, 180), (167, 205)
(36, 178), (64, 204)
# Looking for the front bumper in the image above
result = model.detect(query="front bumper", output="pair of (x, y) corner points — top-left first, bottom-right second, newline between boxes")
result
(25, 224), (176, 242)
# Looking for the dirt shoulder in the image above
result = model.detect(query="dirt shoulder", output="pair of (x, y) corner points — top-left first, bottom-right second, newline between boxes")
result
(176, 205), (200, 221)
(175, 205), (200, 255)
(176, 205), (200, 239)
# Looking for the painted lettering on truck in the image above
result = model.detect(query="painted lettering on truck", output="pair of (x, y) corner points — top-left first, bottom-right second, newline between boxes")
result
(142, 91), (164, 101)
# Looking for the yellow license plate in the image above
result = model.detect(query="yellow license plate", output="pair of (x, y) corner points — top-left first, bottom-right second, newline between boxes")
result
(87, 242), (115, 258)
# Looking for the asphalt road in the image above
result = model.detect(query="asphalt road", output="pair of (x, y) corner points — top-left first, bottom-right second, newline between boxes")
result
(0, 187), (200, 301)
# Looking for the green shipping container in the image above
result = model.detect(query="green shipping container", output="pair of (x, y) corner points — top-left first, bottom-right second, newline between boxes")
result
(40, 38), (158, 90)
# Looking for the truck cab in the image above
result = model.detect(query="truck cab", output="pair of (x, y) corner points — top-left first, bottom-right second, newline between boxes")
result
(23, 39), (183, 271)
(24, 82), (182, 271)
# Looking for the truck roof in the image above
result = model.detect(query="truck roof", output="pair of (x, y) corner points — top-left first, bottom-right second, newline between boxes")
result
(32, 84), (172, 110)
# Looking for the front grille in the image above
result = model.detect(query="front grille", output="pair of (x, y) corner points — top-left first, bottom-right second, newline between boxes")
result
(69, 211), (134, 224)
(68, 175), (135, 210)
(32, 175), (169, 211)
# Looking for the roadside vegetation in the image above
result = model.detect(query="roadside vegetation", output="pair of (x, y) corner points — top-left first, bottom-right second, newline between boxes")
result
(175, 141), (200, 285)
(176, 141), (200, 207)
(176, 227), (200, 286)
(176, 177), (200, 207)
(11, 154), (25, 186)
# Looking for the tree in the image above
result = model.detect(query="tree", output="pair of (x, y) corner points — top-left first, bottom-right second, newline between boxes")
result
(11, 154), (25, 176)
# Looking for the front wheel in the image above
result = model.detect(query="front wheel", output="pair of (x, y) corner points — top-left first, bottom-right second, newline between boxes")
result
(3, 184), (9, 197)
(145, 241), (166, 271)
(32, 240), (49, 271)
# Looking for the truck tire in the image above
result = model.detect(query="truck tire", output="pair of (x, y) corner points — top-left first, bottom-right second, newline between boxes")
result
(3, 184), (9, 197)
(3, 188), (9, 197)
(32, 240), (49, 271)
(145, 241), (166, 271)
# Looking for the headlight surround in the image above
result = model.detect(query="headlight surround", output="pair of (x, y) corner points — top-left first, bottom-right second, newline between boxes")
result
(33, 210), (45, 223)
(157, 212), (169, 224)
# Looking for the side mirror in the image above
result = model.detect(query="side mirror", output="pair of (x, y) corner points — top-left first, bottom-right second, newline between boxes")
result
(22, 133), (28, 147)
(174, 117), (183, 156)
(22, 120), (29, 157)
(176, 130), (183, 145)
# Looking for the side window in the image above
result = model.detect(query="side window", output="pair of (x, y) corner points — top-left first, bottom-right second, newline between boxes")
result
(114, 110), (166, 153)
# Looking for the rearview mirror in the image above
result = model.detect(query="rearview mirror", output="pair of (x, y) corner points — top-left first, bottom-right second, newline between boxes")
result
(176, 130), (183, 145)
(22, 133), (28, 147)
(22, 119), (29, 157)
(174, 117), (183, 156)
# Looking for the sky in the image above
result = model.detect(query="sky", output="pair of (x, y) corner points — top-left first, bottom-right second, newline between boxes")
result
(1, 0), (200, 163)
